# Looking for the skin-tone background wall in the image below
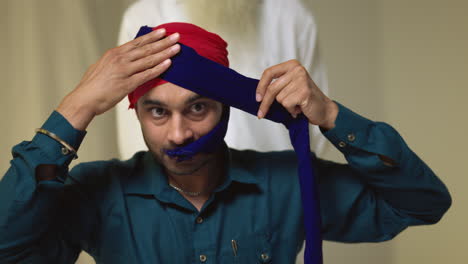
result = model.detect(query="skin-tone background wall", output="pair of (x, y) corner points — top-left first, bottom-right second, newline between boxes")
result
(0, 0), (466, 263)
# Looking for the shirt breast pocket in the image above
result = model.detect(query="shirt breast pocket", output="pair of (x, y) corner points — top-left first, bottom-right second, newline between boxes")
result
(221, 231), (273, 264)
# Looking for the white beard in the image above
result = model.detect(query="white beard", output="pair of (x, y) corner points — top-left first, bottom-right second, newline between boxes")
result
(182, 0), (262, 59)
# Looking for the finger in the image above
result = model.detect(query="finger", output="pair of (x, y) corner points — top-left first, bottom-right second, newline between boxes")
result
(120, 28), (167, 52)
(128, 44), (180, 75)
(282, 90), (303, 118)
(278, 87), (301, 118)
(294, 84), (312, 117)
(256, 65), (287, 103)
(128, 32), (180, 62)
(256, 60), (299, 102)
(275, 82), (302, 117)
(257, 71), (293, 118)
(128, 58), (172, 90)
(274, 73), (296, 104)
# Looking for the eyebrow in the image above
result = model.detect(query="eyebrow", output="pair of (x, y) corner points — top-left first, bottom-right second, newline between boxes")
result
(141, 95), (206, 107)
(185, 94), (206, 104)
(142, 99), (167, 107)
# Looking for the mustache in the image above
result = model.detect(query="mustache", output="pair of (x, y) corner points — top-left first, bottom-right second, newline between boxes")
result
(161, 138), (196, 154)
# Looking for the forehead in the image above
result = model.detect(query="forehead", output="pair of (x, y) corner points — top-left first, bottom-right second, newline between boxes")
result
(142, 82), (198, 101)
(137, 82), (223, 110)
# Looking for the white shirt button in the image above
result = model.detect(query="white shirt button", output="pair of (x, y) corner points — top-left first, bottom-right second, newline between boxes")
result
(347, 133), (356, 142)
(338, 141), (347, 148)
(196, 217), (203, 224)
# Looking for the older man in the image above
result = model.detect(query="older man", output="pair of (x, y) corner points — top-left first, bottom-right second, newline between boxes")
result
(0, 23), (450, 264)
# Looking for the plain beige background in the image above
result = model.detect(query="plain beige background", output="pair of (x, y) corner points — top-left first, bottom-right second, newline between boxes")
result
(0, 0), (466, 263)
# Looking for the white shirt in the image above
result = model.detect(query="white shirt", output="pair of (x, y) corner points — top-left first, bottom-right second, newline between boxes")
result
(116, 0), (329, 159)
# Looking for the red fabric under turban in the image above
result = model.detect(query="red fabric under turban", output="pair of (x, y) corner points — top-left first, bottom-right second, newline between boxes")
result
(127, 22), (229, 109)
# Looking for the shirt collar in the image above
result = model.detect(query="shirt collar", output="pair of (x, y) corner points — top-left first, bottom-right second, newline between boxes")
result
(221, 147), (262, 187)
(122, 146), (262, 201)
(122, 152), (169, 197)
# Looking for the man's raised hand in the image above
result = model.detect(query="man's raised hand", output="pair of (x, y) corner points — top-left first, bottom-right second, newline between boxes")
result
(57, 28), (180, 130)
(255, 59), (338, 131)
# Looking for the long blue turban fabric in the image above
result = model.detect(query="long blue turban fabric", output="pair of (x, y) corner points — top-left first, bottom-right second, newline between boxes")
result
(135, 26), (323, 263)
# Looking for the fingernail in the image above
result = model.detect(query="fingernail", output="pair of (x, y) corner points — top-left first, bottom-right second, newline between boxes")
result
(162, 59), (171, 65)
(171, 44), (180, 52)
(170, 33), (179, 41)
(156, 28), (165, 34)
(256, 93), (262, 102)
(257, 110), (263, 119)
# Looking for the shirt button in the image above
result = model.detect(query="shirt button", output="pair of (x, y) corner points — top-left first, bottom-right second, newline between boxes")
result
(347, 133), (356, 142)
(199, 254), (207, 262)
(196, 217), (203, 224)
(261, 253), (270, 261)
(338, 141), (347, 148)
(61, 147), (70, 155)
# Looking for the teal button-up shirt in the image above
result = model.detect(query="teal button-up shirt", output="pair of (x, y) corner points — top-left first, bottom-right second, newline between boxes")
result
(0, 103), (451, 263)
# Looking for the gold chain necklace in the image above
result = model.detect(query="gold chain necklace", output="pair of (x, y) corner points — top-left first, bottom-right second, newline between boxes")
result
(169, 183), (204, 197)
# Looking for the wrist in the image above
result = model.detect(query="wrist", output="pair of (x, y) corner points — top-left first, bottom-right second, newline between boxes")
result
(56, 93), (95, 131)
(319, 100), (338, 131)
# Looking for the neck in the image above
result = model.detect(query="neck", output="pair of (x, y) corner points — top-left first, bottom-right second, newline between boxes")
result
(165, 146), (227, 200)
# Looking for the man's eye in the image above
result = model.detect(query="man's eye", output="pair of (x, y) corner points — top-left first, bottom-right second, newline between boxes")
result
(190, 103), (205, 113)
(151, 107), (166, 118)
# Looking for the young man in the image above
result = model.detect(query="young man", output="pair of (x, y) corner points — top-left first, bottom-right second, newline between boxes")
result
(116, 0), (330, 159)
(0, 23), (450, 263)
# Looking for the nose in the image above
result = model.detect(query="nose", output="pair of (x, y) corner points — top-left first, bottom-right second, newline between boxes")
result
(167, 114), (194, 146)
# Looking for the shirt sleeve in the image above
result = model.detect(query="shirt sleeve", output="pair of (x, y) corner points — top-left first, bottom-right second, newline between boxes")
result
(0, 111), (93, 263)
(316, 102), (451, 242)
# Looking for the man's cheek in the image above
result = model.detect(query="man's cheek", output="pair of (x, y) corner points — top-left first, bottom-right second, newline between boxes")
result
(146, 127), (165, 146)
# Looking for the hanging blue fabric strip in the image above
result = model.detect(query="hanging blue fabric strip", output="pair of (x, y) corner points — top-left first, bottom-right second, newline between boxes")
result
(135, 26), (323, 263)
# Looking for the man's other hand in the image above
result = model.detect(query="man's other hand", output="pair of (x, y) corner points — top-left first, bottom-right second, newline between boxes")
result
(255, 59), (338, 131)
